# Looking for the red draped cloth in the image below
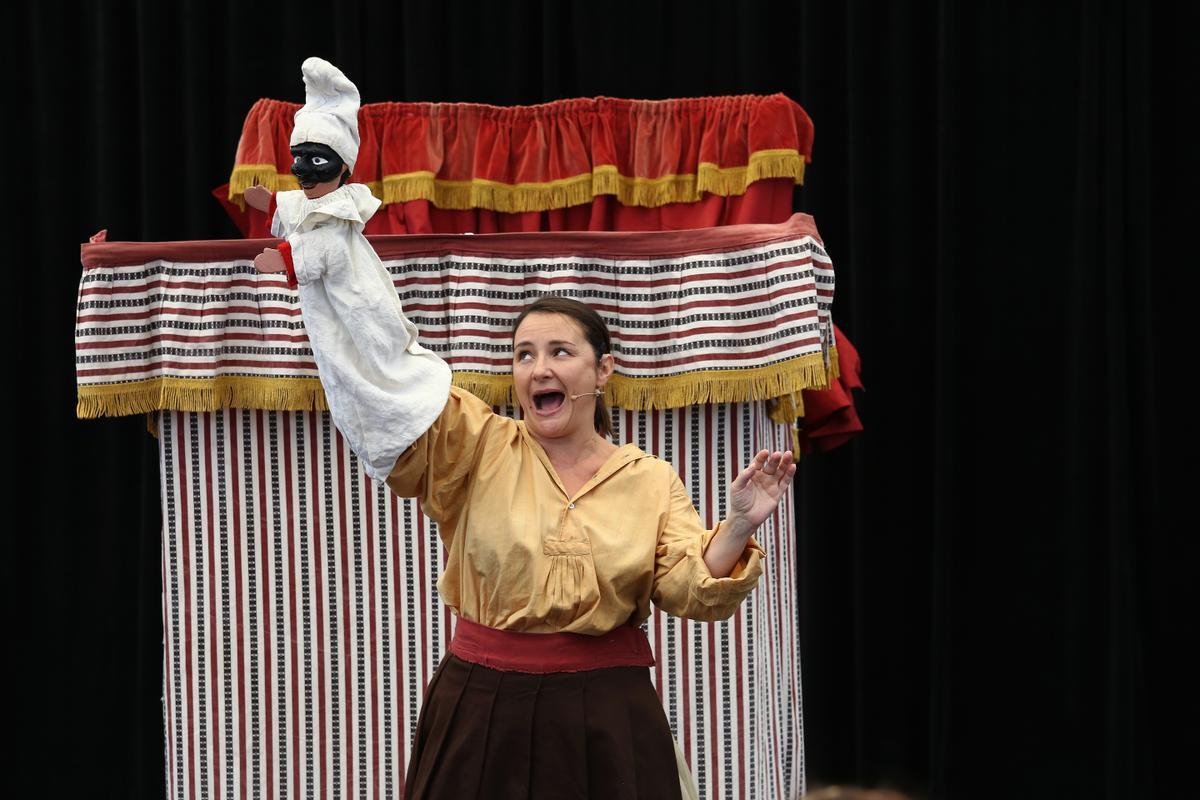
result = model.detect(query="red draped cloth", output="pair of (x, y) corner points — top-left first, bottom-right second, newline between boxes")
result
(798, 326), (865, 453)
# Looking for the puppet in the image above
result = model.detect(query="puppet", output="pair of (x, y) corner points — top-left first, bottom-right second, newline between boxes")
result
(251, 57), (451, 480)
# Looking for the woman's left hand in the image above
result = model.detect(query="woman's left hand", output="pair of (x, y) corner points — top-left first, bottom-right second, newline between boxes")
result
(727, 450), (796, 536)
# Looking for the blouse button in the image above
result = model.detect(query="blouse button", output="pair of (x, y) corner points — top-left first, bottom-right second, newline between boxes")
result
(567, 503), (576, 509)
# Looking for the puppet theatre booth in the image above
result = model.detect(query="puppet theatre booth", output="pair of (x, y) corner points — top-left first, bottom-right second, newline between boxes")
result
(76, 94), (861, 800)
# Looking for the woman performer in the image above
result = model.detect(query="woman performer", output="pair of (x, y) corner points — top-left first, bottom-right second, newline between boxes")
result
(253, 58), (795, 800)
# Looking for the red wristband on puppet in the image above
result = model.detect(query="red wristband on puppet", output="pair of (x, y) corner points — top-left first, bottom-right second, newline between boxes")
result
(277, 240), (297, 288)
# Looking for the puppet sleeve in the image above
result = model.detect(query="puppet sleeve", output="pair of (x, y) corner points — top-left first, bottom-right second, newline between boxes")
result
(286, 220), (452, 482)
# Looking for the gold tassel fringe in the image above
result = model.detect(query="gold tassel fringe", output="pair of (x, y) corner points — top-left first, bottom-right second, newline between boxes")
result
(765, 344), (847, 455)
(607, 354), (829, 410)
(381, 172), (598, 213)
(764, 346), (842, 426)
(230, 151), (802, 212)
(79, 353), (830, 419)
(695, 149), (807, 197)
(454, 353), (831, 411)
(450, 372), (520, 406)
(767, 393), (804, 425)
(77, 377), (328, 419)
(373, 149), (806, 213)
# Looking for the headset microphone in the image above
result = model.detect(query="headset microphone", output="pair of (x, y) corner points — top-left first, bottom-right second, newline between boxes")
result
(568, 389), (604, 400)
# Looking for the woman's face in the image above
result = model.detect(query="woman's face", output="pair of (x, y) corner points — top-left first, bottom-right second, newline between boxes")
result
(512, 312), (613, 443)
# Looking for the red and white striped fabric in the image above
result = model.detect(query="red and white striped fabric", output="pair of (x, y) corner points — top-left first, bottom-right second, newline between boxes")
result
(76, 214), (835, 413)
(158, 404), (802, 800)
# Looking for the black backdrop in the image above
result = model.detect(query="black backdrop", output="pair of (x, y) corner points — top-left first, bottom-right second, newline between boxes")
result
(7, 2), (1196, 798)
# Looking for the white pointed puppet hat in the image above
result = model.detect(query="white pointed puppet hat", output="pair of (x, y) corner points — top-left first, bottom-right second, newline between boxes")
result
(290, 57), (361, 173)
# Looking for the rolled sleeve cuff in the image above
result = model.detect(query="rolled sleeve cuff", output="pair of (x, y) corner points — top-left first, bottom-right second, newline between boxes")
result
(689, 528), (765, 610)
(277, 240), (297, 288)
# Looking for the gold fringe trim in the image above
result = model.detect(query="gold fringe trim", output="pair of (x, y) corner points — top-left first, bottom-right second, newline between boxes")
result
(80, 351), (830, 418)
(765, 344), (845, 455)
(455, 353), (830, 411)
(230, 150), (802, 212)
(767, 393), (805, 425)
(227, 165), (383, 209)
(751, 148), (808, 184)
(591, 167), (701, 210)
(607, 354), (828, 409)
(450, 372), (520, 406)
(382, 171), (598, 213)
(766, 396), (806, 457)
(77, 377), (328, 418)
(377, 149), (806, 213)
(696, 148), (807, 197)
(764, 347), (841, 426)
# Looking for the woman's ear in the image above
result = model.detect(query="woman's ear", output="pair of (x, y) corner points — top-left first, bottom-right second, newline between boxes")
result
(596, 352), (615, 386)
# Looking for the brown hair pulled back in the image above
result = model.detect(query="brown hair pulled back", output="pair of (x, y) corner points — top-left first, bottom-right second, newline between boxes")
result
(512, 297), (613, 438)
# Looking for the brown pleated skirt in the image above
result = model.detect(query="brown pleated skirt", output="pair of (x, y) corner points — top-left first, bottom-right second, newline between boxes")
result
(404, 654), (683, 799)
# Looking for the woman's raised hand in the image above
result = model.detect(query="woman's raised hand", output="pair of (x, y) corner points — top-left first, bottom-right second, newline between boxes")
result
(727, 450), (796, 536)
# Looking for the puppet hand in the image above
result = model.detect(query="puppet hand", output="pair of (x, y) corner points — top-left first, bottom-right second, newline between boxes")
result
(254, 247), (287, 274)
(244, 184), (273, 212)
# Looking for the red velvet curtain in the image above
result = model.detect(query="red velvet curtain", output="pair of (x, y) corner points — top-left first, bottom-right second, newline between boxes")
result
(220, 93), (813, 236)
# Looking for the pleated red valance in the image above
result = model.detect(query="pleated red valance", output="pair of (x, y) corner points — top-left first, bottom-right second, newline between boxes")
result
(229, 94), (813, 213)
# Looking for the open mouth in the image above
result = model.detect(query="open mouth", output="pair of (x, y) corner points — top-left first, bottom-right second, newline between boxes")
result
(532, 390), (566, 414)
(300, 181), (317, 190)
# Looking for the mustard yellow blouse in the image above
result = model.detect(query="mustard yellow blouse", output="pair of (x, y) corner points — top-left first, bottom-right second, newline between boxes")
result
(387, 387), (765, 634)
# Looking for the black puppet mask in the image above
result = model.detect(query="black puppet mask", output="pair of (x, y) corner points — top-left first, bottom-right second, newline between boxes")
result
(290, 142), (347, 188)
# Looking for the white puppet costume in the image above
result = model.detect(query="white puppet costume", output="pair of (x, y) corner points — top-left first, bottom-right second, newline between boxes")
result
(262, 58), (451, 480)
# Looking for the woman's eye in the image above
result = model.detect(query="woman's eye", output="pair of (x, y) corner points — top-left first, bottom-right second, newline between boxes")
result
(313, 156), (328, 166)
(516, 351), (531, 362)
(555, 347), (570, 356)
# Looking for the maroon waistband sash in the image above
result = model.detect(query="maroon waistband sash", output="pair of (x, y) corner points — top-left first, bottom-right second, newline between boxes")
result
(449, 617), (656, 674)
